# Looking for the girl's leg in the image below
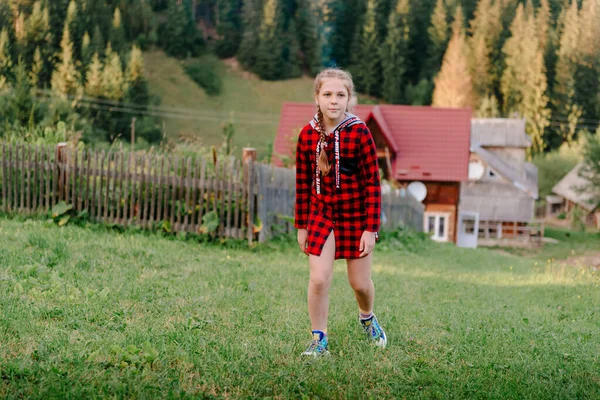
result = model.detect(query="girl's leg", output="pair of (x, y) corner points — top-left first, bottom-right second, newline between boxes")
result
(307, 232), (336, 331)
(346, 254), (374, 314)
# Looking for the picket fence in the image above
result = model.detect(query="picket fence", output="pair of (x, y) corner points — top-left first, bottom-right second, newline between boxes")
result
(0, 142), (424, 244)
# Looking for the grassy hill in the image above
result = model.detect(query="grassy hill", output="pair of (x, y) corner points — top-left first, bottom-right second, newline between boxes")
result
(1, 216), (599, 398)
(143, 51), (315, 157)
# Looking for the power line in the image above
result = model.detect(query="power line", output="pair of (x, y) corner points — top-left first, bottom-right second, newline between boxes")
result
(35, 89), (281, 121)
(34, 93), (280, 126)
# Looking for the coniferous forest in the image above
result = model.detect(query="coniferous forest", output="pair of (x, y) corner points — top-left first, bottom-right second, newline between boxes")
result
(0, 0), (599, 155)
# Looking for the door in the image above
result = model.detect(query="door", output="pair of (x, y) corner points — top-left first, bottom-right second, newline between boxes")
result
(457, 211), (479, 248)
(424, 212), (451, 242)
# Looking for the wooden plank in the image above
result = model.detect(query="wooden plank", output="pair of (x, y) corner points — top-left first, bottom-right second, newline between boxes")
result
(142, 154), (152, 229)
(103, 151), (110, 221)
(107, 152), (115, 223)
(190, 157), (200, 234)
(156, 155), (165, 226)
(8, 144), (12, 211)
(218, 159), (228, 236)
(162, 156), (170, 223)
(176, 157), (185, 231)
(1, 143), (6, 212)
(25, 145), (31, 212)
(233, 159), (241, 239)
(118, 151), (125, 224)
(170, 155), (177, 231)
(247, 158), (255, 245)
(137, 153), (145, 227)
(71, 147), (77, 210)
(122, 152), (130, 227)
(196, 158), (207, 234)
(90, 150), (98, 219)
(19, 144), (25, 210)
(225, 157), (234, 237)
(32, 145), (38, 211)
(64, 146), (71, 205)
(149, 153), (158, 229)
(182, 157), (192, 232)
(83, 150), (90, 214)
(45, 145), (51, 210)
(96, 150), (104, 221)
(129, 152), (137, 226)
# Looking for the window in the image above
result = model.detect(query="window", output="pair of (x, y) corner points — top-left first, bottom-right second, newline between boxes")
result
(424, 212), (450, 242)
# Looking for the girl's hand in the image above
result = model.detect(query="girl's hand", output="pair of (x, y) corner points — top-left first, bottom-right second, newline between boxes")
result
(359, 231), (376, 258)
(297, 229), (308, 255)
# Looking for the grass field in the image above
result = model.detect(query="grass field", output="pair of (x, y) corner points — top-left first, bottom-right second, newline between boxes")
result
(143, 51), (315, 157)
(0, 216), (599, 398)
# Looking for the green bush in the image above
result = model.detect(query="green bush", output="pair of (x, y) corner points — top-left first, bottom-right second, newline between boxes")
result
(183, 61), (222, 96)
(533, 145), (580, 199)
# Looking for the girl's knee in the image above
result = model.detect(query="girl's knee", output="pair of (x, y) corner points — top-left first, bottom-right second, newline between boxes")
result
(349, 278), (371, 294)
(310, 274), (332, 292)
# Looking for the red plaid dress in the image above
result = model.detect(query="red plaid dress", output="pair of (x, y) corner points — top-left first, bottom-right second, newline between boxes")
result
(294, 114), (381, 260)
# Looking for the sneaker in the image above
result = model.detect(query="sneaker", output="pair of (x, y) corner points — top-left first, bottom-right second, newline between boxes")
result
(360, 314), (387, 348)
(301, 330), (330, 357)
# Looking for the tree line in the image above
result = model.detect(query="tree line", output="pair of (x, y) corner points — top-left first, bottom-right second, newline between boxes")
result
(211, 0), (599, 155)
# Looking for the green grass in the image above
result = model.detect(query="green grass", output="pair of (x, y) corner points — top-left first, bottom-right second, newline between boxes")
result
(144, 51), (315, 157)
(0, 217), (599, 398)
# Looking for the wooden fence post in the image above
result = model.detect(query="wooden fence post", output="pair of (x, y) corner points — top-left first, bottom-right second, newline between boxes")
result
(56, 142), (67, 204)
(243, 148), (257, 245)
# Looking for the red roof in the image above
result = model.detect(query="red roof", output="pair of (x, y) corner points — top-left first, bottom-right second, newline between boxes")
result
(274, 102), (471, 182)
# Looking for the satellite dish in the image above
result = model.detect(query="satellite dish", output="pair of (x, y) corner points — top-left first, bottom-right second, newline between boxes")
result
(407, 181), (427, 202)
(468, 161), (485, 180)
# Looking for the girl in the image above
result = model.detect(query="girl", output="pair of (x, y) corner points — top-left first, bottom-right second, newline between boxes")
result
(295, 68), (387, 356)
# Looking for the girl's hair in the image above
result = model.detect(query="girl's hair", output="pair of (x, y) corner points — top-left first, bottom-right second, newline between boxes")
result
(314, 68), (356, 176)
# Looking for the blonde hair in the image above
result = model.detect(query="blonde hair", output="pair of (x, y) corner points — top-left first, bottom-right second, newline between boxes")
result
(314, 68), (356, 176)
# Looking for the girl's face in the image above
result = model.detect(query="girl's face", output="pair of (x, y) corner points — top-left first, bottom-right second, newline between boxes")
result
(315, 78), (350, 124)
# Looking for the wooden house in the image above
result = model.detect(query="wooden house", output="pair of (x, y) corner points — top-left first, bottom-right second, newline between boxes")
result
(274, 102), (472, 243)
(548, 163), (600, 229)
(459, 119), (540, 245)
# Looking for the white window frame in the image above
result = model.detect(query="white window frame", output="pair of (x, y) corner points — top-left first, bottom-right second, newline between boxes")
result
(424, 212), (451, 242)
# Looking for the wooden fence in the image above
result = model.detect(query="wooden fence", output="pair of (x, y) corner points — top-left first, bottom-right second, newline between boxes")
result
(0, 142), (424, 244)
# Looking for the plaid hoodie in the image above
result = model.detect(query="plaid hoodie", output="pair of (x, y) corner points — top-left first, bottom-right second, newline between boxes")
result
(295, 113), (381, 235)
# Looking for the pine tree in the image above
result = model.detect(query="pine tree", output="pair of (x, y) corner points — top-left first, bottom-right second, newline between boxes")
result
(91, 25), (104, 59)
(101, 44), (124, 100)
(553, 0), (581, 142)
(81, 31), (92, 68)
(110, 7), (126, 55)
(575, 0), (600, 122)
(10, 58), (34, 126)
(283, 18), (302, 79)
(159, 0), (203, 58)
(29, 46), (42, 88)
(501, 5), (550, 154)
(125, 45), (149, 105)
(350, 0), (380, 96)
(536, 0), (551, 56)
(51, 24), (82, 97)
(24, 1), (51, 66)
(214, 0), (242, 58)
(255, 0), (285, 80)
(237, 0), (262, 70)
(0, 28), (12, 90)
(295, 0), (321, 75)
(380, 0), (410, 104)
(427, 0), (449, 77)
(85, 52), (103, 98)
(432, 5), (472, 108)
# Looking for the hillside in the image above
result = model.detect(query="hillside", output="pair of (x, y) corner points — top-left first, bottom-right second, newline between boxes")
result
(143, 50), (315, 157)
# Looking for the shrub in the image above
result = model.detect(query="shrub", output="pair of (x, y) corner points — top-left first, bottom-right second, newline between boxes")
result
(183, 60), (222, 96)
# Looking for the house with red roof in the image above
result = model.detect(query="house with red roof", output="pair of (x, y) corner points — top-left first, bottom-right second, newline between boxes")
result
(274, 102), (472, 244)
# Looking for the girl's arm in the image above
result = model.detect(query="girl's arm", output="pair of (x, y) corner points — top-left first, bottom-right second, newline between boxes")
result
(294, 130), (312, 229)
(359, 126), (381, 233)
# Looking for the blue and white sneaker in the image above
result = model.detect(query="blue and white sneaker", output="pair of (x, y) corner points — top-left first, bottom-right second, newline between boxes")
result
(360, 314), (387, 348)
(301, 330), (330, 357)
